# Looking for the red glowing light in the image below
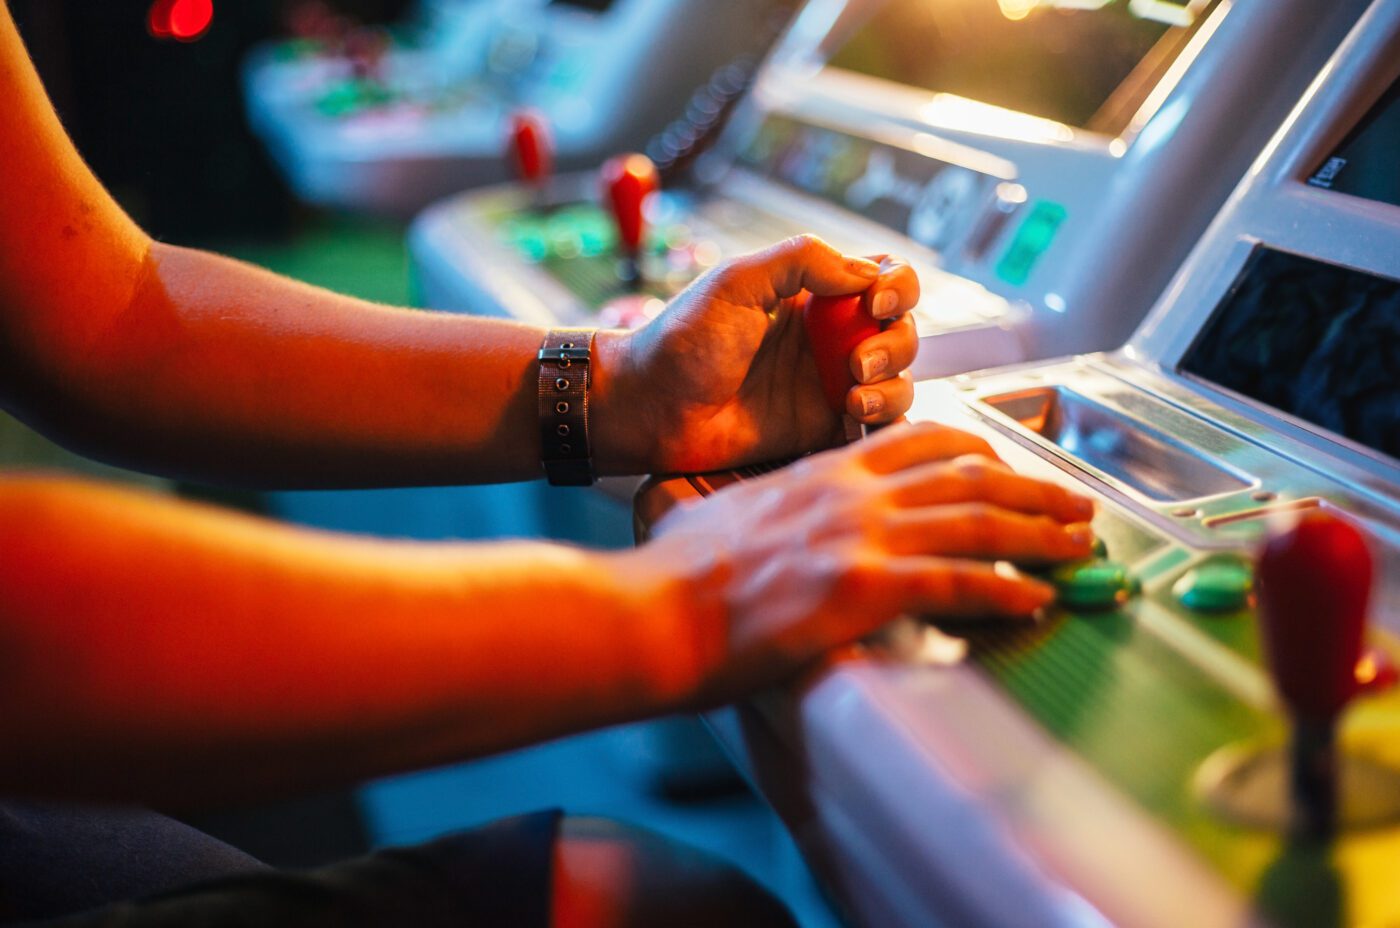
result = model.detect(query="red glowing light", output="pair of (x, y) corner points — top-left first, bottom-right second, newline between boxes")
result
(148, 0), (213, 42)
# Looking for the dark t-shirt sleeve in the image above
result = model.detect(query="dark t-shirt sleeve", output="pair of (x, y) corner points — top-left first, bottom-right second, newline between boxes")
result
(27, 811), (561, 928)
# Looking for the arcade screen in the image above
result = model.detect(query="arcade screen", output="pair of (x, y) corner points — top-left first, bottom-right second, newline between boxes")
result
(822, 0), (1219, 136)
(1181, 247), (1400, 459)
(1308, 75), (1400, 208)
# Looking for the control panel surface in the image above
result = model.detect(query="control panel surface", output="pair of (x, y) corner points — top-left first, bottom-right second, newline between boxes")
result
(633, 4), (1400, 926)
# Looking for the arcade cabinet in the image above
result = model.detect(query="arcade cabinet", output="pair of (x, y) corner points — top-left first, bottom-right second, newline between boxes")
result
(411, 0), (1365, 378)
(637, 1), (1400, 925)
(244, 0), (792, 215)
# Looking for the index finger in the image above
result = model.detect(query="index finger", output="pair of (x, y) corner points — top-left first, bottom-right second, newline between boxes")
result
(890, 557), (1055, 618)
(727, 234), (880, 303)
(856, 421), (1003, 474)
(888, 454), (1095, 524)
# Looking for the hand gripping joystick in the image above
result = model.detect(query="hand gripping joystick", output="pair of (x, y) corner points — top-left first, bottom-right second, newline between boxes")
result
(508, 110), (553, 206)
(1257, 512), (1373, 838)
(600, 153), (659, 288)
(803, 293), (882, 437)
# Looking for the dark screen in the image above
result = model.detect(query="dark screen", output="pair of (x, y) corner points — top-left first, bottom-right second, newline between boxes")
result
(1180, 248), (1400, 459)
(1308, 76), (1400, 208)
(822, 0), (1216, 134)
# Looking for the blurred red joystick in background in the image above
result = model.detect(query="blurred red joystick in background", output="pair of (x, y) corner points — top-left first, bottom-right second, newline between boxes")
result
(804, 292), (882, 417)
(509, 110), (554, 199)
(1257, 511), (1373, 838)
(601, 153), (659, 287)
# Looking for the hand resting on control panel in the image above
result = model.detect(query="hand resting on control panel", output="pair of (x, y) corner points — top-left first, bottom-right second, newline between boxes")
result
(0, 0), (1080, 808)
(643, 421), (1096, 705)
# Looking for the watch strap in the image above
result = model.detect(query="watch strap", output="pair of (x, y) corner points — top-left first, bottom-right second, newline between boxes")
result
(538, 329), (595, 486)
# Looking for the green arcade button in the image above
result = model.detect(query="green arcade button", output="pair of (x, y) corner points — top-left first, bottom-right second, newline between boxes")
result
(1050, 559), (1134, 611)
(995, 200), (1066, 287)
(1172, 558), (1254, 613)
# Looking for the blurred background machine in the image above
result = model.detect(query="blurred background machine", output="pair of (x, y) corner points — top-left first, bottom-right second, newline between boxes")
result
(411, 0), (1366, 379)
(243, 0), (795, 214)
(408, 0), (1366, 550)
(638, 1), (1400, 925)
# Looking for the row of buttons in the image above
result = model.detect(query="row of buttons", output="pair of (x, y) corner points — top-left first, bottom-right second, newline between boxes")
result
(1046, 540), (1254, 614)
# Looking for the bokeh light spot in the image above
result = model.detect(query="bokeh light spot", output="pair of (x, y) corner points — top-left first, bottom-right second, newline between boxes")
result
(149, 0), (213, 42)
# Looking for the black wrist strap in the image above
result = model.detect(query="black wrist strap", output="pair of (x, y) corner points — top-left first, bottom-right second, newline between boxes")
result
(538, 329), (595, 486)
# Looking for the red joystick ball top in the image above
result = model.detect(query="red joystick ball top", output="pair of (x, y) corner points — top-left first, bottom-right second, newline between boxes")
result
(1257, 511), (1373, 721)
(803, 292), (882, 415)
(508, 110), (553, 189)
(601, 153), (659, 257)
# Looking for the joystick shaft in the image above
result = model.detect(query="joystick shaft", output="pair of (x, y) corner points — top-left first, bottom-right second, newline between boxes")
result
(601, 154), (659, 288)
(1256, 511), (1373, 838)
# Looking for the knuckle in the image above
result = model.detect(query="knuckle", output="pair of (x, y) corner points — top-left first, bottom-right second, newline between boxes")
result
(1047, 484), (1077, 514)
(965, 503), (999, 549)
(1039, 514), (1067, 545)
(787, 232), (825, 256)
(920, 562), (959, 609)
(953, 457), (991, 485)
(948, 561), (994, 609)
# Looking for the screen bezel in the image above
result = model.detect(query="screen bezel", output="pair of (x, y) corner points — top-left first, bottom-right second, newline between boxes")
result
(1174, 243), (1400, 469)
(809, 0), (1225, 144)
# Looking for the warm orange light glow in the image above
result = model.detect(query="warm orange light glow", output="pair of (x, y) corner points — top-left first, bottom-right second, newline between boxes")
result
(996, 0), (1039, 20)
(1355, 648), (1397, 693)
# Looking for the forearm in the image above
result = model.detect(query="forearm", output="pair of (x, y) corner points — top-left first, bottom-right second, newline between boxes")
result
(7, 243), (647, 486)
(0, 476), (709, 808)
(0, 5), (644, 487)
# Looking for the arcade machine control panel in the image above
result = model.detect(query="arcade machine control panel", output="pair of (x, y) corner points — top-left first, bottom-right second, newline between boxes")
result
(245, 0), (792, 215)
(635, 4), (1400, 926)
(411, 0), (1366, 379)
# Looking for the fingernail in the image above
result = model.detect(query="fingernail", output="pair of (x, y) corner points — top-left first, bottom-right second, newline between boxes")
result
(873, 289), (899, 318)
(859, 349), (890, 382)
(848, 258), (880, 278)
(1066, 524), (1093, 547)
(1072, 495), (1095, 519)
(860, 391), (884, 417)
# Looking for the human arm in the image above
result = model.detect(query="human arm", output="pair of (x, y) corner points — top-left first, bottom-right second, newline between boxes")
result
(0, 473), (701, 807)
(0, 423), (1090, 809)
(0, 5), (915, 488)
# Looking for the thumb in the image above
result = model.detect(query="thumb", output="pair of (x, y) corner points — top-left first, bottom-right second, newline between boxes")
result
(733, 234), (880, 302)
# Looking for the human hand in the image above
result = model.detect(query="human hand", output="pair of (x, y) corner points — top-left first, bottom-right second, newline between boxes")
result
(591, 235), (919, 475)
(632, 422), (1095, 705)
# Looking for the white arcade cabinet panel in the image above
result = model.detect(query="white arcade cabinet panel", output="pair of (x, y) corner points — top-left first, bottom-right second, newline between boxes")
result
(640, 3), (1400, 925)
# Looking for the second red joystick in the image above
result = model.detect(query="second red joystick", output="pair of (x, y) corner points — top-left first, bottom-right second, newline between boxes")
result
(508, 110), (553, 202)
(804, 292), (882, 417)
(1257, 511), (1373, 838)
(601, 153), (659, 287)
